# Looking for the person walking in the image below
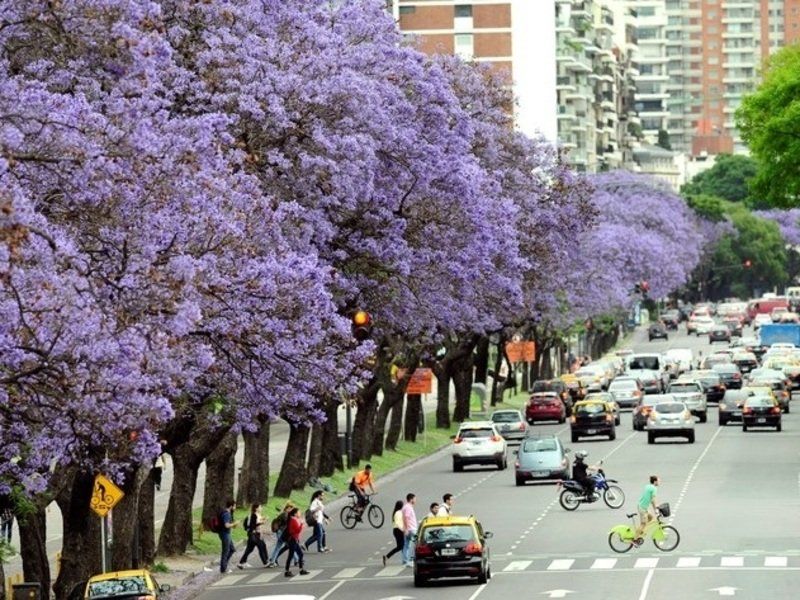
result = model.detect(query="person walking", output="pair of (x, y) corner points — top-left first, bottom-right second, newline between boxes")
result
(284, 507), (310, 578)
(218, 499), (238, 573)
(267, 502), (294, 567)
(435, 493), (454, 517)
(304, 491), (331, 553)
(152, 454), (165, 492)
(0, 494), (13, 544)
(238, 503), (270, 568)
(382, 500), (405, 566)
(401, 493), (418, 567)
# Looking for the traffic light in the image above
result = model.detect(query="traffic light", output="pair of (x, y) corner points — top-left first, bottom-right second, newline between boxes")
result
(351, 310), (373, 341)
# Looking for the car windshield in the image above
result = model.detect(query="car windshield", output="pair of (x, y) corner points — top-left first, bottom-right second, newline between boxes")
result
(532, 381), (559, 392)
(522, 439), (559, 453)
(733, 353), (756, 361)
(610, 380), (637, 390)
(491, 412), (520, 423)
(712, 364), (738, 373)
(87, 577), (148, 598)
(655, 403), (685, 414)
(576, 403), (605, 415)
(670, 384), (699, 393)
(531, 395), (557, 404)
(697, 375), (721, 385)
(459, 429), (492, 439)
(746, 397), (774, 407)
(628, 356), (660, 370)
(422, 525), (476, 544)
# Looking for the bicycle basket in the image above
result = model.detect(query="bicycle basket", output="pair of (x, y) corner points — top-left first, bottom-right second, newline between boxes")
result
(657, 503), (671, 517)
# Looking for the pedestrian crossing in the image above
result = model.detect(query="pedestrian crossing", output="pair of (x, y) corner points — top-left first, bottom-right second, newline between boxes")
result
(209, 554), (800, 588)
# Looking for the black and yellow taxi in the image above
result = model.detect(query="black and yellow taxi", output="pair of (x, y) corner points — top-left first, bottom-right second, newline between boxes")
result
(570, 399), (616, 442)
(84, 570), (170, 599)
(413, 515), (492, 587)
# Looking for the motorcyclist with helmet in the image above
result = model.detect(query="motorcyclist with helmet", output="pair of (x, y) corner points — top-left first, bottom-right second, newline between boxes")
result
(572, 451), (599, 499)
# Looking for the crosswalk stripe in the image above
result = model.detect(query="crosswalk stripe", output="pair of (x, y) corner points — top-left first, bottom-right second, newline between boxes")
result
(677, 557), (702, 568)
(334, 567), (365, 579)
(547, 559), (574, 570)
(211, 574), (247, 586)
(286, 569), (322, 581)
(721, 556), (744, 567)
(249, 572), (283, 584)
(634, 558), (659, 569)
(590, 558), (617, 569)
(376, 566), (406, 577)
(765, 556), (788, 567)
(504, 561), (533, 572)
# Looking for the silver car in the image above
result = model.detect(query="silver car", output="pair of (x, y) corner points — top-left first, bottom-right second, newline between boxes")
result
(491, 409), (527, 442)
(514, 435), (570, 486)
(667, 380), (708, 422)
(647, 402), (696, 444)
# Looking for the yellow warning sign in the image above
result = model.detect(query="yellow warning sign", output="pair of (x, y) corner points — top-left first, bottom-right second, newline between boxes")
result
(90, 474), (125, 518)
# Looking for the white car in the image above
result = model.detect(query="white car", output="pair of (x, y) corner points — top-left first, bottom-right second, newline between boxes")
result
(693, 316), (715, 335)
(665, 348), (694, 374)
(574, 365), (609, 391)
(667, 380), (708, 422)
(754, 314), (772, 329)
(647, 401), (695, 444)
(452, 421), (507, 472)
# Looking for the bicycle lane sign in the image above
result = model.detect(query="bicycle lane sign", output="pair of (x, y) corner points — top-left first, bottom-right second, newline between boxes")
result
(91, 474), (125, 518)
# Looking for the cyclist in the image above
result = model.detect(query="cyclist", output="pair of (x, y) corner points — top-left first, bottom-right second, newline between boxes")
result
(349, 464), (376, 518)
(635, 475), (660, 540)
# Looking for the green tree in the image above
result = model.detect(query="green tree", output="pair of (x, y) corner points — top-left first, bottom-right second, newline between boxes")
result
(736, 45), (800, 207)
(685, 193), (726, 222)
(680, 154), (758, 203)
(656, 129), (672, 150)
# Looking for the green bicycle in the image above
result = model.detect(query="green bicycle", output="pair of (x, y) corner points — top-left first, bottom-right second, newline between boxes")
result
(608, 503), (680, 553)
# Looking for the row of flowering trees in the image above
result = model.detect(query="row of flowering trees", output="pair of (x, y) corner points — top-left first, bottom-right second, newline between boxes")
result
(0, 1), (719, 596)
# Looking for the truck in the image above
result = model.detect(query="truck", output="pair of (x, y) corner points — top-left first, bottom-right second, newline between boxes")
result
(758, 323), (800, 348)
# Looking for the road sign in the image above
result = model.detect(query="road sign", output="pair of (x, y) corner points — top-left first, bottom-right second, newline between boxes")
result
(90, 474), (125, 518)
(406, 368), (433, 395)
(506, 341), (536, 363)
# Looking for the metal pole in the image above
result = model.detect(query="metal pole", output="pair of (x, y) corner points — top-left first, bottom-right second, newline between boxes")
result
(345, 399), (353, 469)
(100, 516), (107, 573)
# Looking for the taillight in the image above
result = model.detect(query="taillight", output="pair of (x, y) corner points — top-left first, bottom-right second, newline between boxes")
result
(743, 408), (753, 414)
(464, 542), (483, 556)
(771, 407), (781, 414)
(454, 437), (463, 444)
(519, 422), (526, 430)
(515, 461), (520, 468)
(416, 544), (434, 557)
(491, 435), (502, 442)
(605, 414), (613, 422)
(569, 415), (576, 423)
(733, 373), (741, 379)
(633, 391), (642, 397)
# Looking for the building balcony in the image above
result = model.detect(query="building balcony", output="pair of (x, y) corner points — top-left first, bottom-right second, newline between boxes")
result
(722, 30), (755, 39)
(566, 55), (593, 73)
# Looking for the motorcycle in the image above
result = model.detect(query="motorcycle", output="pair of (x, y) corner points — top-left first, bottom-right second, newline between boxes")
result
(558, 465), (625, 511)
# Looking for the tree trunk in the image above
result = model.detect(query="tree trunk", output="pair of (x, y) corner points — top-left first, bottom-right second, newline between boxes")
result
(319, 401), (343, 477)
(18, 508), (50, 598)
(434, 367), (450, 429)
(236, 422), (270, 507)
(384, 396), (405, 450)
(351, 379), (379, 464)
(452, 347), (475, 422)
(306, 421), (324, 479)
(138, 471), (156, 566)
(203, 431), (238, 524)
(489, 339), (504, 406)
(273, 424), (310, 498)
(0, 559), (5, 600)
(53, 471), (102, 600)
(110, 467), (148, 572)
(404, 394), (422, 442)
(473, 337), (489, 384)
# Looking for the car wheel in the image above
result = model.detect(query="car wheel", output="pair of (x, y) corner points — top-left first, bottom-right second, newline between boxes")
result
(453, 459), (463, 473)
(785, 404), (790, 414)
(742, 424), (748, 432)
(719, 417), (726, 426)
(665, 335), (668, 340)
(414, 574), (427, 587)
(559, 415), (565, 424)
(571, 433), (578, 443)
(615, 417), (620, 426)
(516, 476), (524, 487)
(647, 432), (655, 444)
(527, 419), (534, 425)
(699, 412), (707, 423)
(609, 429), (616, 441)
(776, 423), (782, 432)
(687, 431), (695, 443)
(477, 564), (488, 584)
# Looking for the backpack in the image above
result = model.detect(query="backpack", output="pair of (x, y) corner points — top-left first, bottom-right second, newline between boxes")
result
(242, 516), (251, 532)
(305, 508), (316, 527)
(270, 516), (281, 533)
(206, 512), (223, 534)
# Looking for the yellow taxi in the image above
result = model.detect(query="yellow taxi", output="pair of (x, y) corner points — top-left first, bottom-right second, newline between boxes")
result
(583, 392), (621, 425)
(84, 570), (170, 599)
(413, 515), (492, 587)
(559, 373), (586, 400)
(570, 399), (616, 442)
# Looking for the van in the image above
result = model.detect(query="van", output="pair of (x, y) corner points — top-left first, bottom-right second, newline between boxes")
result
(748, 298), (789, 321)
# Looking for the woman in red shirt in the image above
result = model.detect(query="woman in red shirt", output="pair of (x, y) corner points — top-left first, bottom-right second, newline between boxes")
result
(284, 507), (310, 577)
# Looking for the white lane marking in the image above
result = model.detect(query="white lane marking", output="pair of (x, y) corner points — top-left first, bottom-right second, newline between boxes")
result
(720, 556), (744, 567)
(333, 567), (364, 578)
(249, 572), (282, 583)
(677, 557), (702, 568)
(376, 565), (406, 577)
(287, 569), (322, 581)
(467, 583), (489, 600)
(590, 558), (617, 569)
(504, 560), (532, 571)
(211, 574), (247, 585)
(601, 431), (637, 462)
(318, 580), (346, 600)
(635, 557), (659, 569)
(672, 425), (724, 520)
(765, 556), (788, 567)
(547, 559), (574, 570)
(637, 568), (655, 600)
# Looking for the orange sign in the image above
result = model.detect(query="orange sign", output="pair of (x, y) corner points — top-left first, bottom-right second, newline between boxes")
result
(506, 341), (536, 363)
(406, 368), (433, 394)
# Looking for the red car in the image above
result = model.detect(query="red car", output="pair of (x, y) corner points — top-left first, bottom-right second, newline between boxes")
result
(526, 392), (566, 425)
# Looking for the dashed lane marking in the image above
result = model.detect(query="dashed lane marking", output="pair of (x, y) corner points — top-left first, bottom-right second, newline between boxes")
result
(720, 556), (744, 567)
(376, 565), (405, 577)
(672, 425), (723, 520)
(249, 572), (282, 584)
(547, 559), (574, 570)
(591, 558), (617, 569)
(504, 560), (532, 571)
(212, 574), (247, 585)
(766, 556), (788, 567)
(677, 557), (701, 568)
(333, 567), (364, 578)
(635, 558), (659, 569)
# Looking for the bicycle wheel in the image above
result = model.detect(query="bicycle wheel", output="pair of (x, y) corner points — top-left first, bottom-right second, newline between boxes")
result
(340, 505), (358, 530)
(603, 485), (626, 509)
(608, 531), (634, 553)
(653, 525), (680, 552)
(367, 504), (385, 528)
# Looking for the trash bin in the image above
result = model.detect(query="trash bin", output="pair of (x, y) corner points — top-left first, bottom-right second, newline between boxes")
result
(12, 583), (41, 600)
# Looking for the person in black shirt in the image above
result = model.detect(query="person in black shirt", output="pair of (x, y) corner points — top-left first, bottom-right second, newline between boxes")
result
(572, 451), (596, 498)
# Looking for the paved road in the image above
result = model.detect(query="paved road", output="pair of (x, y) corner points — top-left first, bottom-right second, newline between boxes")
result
(192, 324), (800, 600)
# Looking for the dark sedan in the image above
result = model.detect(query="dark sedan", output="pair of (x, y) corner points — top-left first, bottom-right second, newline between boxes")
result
(723, 318), (743, 337)
(530, 379), (573, 415)
(692, 370), (726, 402)
(718, 390), (747, 425)
(632, 394), (672, 431)
(742, 396), (782, 432)
(709, 325), (732, 344)
(711, 363), (743, 390)
(648, 322), (669, 341)
(660, 311), (680, 330)
(414, 517), (492, 586)
(732, 351), (759, 374)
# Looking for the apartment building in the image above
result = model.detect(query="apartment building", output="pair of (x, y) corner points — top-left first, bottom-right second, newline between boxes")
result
(392, 0), (557, 140)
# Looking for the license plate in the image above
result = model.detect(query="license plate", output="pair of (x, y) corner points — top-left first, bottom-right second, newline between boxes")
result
(733, 411), (741, 416)
(586, 429), (596, 435)
(470, 440), (482, 445)
(757, 418), (766, 423)
(441, 548), (458, 556)
(533, 471), (549, 477)
(501, 424), (510, 431)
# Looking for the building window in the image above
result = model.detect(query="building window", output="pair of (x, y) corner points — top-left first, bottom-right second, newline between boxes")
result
(455, 5), (472, 18)
(639, 6), (656, 17)
(454, 34), (474, 59)
(399, 6), (415, 15)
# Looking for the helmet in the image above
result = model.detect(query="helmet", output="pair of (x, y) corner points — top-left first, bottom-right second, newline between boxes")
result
(574, 451), (588, 462)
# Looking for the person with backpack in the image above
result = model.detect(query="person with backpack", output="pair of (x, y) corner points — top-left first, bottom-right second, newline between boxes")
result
(284, 507), (310, 578)
(381, 500), (405, 566)
(237, 503), (269, 569)
(217, 499), (239, 573)
(266, 502), (294, 567)
(303, 490), (331, 553)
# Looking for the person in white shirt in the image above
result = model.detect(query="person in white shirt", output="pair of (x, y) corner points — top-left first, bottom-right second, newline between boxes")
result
(426, 502), (439, 519)
(435, 493), (454, 517)
(303, 490), (331, 553)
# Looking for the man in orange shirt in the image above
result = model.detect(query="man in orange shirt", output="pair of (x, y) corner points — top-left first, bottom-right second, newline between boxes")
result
(350, 464), (376, 515)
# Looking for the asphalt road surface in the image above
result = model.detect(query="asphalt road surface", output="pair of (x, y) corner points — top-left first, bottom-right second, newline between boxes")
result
(192, 324), (800, 600)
